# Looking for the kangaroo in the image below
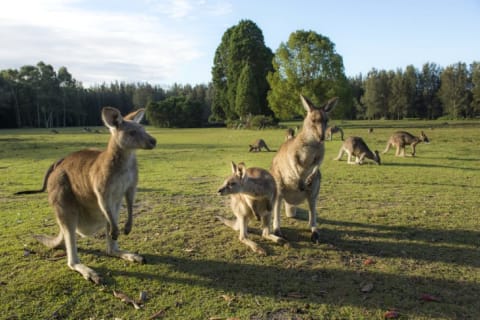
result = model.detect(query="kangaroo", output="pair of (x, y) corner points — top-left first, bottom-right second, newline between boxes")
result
(334, 136), (381, 165)
(15, 107), (156, 284)
(383, 131), (429, 157)
(216, 162), (285, 255)
(270, 95), (337, 242)
(249, 139), (271, 152)
(325, 125), (344, 141)
(285, 128), (295, 141)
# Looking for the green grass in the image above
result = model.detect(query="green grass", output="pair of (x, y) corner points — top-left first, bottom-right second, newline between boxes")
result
(0, 120), (479, 319)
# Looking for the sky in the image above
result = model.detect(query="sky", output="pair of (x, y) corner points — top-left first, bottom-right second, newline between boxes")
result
(1, 0), (479, 87)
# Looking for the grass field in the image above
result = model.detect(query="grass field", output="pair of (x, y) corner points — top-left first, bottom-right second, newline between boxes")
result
(0, 120), (479, 319)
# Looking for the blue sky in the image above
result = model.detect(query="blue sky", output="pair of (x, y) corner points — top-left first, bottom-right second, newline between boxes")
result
(1, 0), (479, 87)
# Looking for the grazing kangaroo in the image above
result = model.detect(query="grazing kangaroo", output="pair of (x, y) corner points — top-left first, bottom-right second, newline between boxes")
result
(383, 131), (429, 156)
(325, 125), (344, 141)
(249, 139), (271, 152)
(216, 162), (285, 255)
(285, 128), (295, 141)
(334, 136), (381, 165)
(270, 95), (338, 242)
(15, 107), (156, 284)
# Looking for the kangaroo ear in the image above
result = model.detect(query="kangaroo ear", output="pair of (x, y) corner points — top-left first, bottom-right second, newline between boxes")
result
(323, 97), (338, 113)
(124, 108), (145, 123)
(236, 162), (247, 179)
(102, 107), (123, 129)
(231, 161), (237, 174)
(300, 95), (315, 113)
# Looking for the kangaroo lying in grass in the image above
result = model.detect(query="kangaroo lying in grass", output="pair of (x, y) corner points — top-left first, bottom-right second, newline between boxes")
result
(383, 131), (429, 156)
(325, 125), (344, 141)
(15, 107), (156, 284)
(249, 139), (271, 152)
(270, 95), (337, 242)
(216, 162), (285, 255)
(334, 136), (381, 165)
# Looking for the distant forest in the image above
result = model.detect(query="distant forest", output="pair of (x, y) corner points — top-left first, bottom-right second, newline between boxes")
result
(1, 21), (479, 129)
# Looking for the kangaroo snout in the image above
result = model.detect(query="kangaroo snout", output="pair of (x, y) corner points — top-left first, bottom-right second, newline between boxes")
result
(145, 136), (157, 149)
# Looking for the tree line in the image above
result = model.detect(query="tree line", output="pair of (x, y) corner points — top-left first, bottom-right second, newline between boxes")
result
(1, 19), (479, 129)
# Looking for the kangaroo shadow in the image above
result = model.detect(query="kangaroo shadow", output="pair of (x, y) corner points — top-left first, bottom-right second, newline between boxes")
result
(277, 210), (480, 268)
(382, 161), (479, 171)
(115, 253), (478, 319)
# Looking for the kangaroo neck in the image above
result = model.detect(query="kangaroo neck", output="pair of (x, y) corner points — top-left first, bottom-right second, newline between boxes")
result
(104, 137), (135, 169)
(298, 129), (322, 146)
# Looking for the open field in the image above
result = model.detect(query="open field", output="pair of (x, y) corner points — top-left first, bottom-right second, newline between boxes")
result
(0, 120), (479, 319)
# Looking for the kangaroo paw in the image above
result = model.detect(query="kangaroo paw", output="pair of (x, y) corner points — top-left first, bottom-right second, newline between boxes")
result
(310, 231), (320, 244)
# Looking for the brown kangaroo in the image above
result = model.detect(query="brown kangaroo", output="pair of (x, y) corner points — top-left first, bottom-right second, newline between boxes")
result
(249, 139), (271, 152)
(325, 125), (344, 141)
(216, 162), (285, 254)
(270, 95), (337, 242)
(15, 107), (156, 284)
(383, 131), (429, 156)
(285, 128), (295, 141)
(334, 136), (381, 165)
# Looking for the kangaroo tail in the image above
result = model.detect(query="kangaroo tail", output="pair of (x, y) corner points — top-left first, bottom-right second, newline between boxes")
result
(34, 232), (64, 249)
(14, 158), (64, 195)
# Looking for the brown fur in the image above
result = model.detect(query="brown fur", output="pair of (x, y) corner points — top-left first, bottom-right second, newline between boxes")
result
(325, 125), (344, 141)
(334, 136), (381, 165)
(249, 139), (271, 152)
(217, 162), (285, 254)
(383, 131), (429, 156)
(270, 95), (338, 242)
(15, 107), (156, 284)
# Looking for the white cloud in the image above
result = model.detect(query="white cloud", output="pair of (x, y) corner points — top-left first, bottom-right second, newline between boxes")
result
(0, 0), (214, 86)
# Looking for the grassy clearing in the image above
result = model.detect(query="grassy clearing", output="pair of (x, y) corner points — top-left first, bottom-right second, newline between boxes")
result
(0, 120), (479, 319)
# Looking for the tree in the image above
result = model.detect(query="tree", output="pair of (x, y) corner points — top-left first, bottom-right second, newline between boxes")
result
(470, 62), (480, 117)
(267, 30), (350, 120)
(235, 63), (259, 117)
(418, 62), (442, 119)
(439, 62), (470, 119)
(361, 69), (390, 119)
(211, 19), (273, 120)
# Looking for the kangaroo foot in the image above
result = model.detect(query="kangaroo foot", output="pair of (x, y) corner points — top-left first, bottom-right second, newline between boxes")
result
(310, 230), (320, 244)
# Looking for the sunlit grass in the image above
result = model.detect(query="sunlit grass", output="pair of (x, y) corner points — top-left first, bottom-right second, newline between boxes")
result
(0, 120), (479, 319)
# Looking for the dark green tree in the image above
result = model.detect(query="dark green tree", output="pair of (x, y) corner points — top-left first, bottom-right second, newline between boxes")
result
(470, 62), (480, 117)
(418, 62), (442, 119)
(362, 69), (390, 119)
(439, 62), (470, 118)
(211, 19), (273, 121)
(267, 30), (350, 120)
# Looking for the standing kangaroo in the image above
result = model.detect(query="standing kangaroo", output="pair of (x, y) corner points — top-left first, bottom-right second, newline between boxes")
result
(249, 139), (271, 152)
(383, 131), (429, 156)
(325, 125), (344, 141)
(15, 107), (156, 284)
(217, 162), (285, 255)
(334, 136), (381, 165)
(270, 95), (337, 242)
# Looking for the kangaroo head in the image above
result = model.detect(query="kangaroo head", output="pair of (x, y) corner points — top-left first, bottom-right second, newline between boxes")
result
(102, 107), (156, 150)
(217, 161), (247, 196)
(420, 131), (430, 144)
(300, 95), (338, 141)
(373, 150), (381, 165)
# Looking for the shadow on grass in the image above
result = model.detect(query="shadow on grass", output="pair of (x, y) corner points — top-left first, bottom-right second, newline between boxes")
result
(382, 161), (480, 171)
(122, 253), (477, 318)
(288, 210), (480, 267)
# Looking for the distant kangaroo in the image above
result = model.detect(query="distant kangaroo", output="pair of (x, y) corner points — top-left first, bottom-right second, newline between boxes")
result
(270, 95), (337, 242)
(383, 131), (429, 156)
(249, 139), (271, 152)
(217, 162), (285, 255)
(334, 136), (381, 165)
(15, 107), (156, 284)
(325, 125), (344, 141)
